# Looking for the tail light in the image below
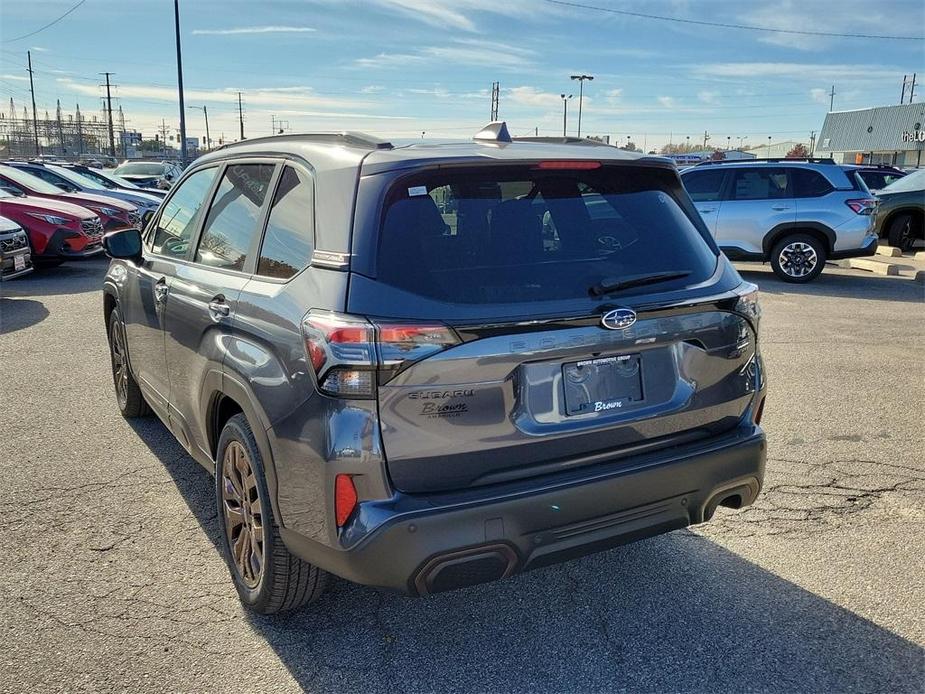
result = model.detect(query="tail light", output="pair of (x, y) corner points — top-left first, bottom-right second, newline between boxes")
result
(845, 198), (877, 215)
(734, 282), (761, 328)
(301, 310), (459, 398)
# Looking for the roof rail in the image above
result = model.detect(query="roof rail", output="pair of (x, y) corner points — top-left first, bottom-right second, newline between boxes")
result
(215, 131), (393, 152)
(695, 157), (836, 166)
(512, 136), (613, 146)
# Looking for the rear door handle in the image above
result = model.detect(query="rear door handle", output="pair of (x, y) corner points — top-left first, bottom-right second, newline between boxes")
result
(698, 208), (715, 214)
(771, 205), (791, 210)
(208, 296), (231, 321)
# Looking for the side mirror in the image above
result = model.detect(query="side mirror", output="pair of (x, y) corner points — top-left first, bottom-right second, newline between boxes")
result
(102, 227), (142, 261)
(54, 182), (72, 191)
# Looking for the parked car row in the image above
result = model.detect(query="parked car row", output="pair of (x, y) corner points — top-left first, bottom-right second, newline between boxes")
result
(679, 158), (924, 281)
(0, 160), (164, 276)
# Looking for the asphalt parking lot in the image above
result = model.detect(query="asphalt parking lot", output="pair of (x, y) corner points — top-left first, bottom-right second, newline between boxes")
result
(1, 258), (923, 693)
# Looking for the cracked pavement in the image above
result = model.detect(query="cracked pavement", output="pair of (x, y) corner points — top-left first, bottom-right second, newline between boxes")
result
(1, 259), (923, 693)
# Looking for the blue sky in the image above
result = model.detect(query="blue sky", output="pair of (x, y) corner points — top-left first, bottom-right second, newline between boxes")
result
(1, 0), (923, 151)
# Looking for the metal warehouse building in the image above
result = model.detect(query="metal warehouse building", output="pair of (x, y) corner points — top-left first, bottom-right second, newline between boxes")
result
(815, 102), (925, 168)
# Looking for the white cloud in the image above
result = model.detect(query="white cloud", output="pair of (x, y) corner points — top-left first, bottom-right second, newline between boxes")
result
(697, 90), (719, 104)
(360, 85), (385, 93)
(192, 26), (316, 36)
(810, 88), (829, 105)
(29, 46), (49, 52)
(692, 62), (900, 81)
(657, 96), (676, 108)
(506, 86), (562, 108)
(355, 39), (534, 70)
(1, 74), (29, 82)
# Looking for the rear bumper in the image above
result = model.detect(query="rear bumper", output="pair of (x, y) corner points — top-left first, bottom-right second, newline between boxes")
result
(280, 424), (766, 595)
(829, 234), (878, 260)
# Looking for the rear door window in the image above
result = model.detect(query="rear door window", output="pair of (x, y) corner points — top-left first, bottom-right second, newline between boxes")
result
(682, 169), (727, 201)
(374, 165), (717, 304)
(195, 163), (275, 272)
(731, 168), (790, 200)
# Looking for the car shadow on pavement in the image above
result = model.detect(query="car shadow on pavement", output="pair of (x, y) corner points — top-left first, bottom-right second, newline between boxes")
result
(1, 257), (110, 299)
(129, 417), (925, 694)
(0, 297), (50, 333)
(736, 266), (924, 304)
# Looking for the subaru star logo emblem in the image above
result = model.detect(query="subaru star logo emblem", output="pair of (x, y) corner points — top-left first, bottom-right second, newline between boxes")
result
(601, 308), (636, 330)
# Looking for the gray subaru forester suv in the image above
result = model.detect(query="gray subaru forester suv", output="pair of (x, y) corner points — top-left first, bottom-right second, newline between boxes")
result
(101, 124), (766, 613)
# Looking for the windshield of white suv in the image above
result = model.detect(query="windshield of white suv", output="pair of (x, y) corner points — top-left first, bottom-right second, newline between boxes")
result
(880, 169), (925, 194)
(114, 163), (165, 176)
(376, 164), (717, 304)
(47, 165), (108, 191)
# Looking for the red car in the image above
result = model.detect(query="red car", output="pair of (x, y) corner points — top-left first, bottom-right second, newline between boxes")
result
(0, 187), (105, 262)
(0, 163), (137, 231)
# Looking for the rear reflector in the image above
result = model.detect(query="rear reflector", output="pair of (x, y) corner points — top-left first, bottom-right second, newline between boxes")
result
(754, 396), (766, 425)
(534, 160), (602, 170)
(334, 474), (358, 527)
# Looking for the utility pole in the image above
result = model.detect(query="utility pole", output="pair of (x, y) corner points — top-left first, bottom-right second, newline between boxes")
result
(809, 130), (816, 155)
(560, 93), (572, 137)
(767, 135), (772, 158)
(489, 81), (500, 121)
(26, 51), (39, 156)
(570, 74), (593, 138)
(101, 72), (116, 157)
(75, 103), (84, 154)
(829, 84), (836, 111)
(174, 0), (188, 163)
(56, 100), (64, 155)
(910, 73), (917, 103)
(702, 130), (710, 149)
(901, 74), (908, 104)
(237, 91), (245, 140)
(119, 105), (127, 158)
(160, 119), (170, 157)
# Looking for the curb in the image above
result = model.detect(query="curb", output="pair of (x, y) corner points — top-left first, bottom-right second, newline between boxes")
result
(837, 258), (899, 276)
(915, 270), (925, 285)
(875, 246), (902, 258)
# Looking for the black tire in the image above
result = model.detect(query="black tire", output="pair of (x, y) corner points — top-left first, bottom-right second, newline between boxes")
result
(215, 413), (328, 614)
(107, 308), (149, 418)
(770, 233), (826, 283)
(887, 214), (915, 253)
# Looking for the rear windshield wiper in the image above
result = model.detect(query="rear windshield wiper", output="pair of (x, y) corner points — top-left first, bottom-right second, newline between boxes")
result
(589, 270), (691, 297)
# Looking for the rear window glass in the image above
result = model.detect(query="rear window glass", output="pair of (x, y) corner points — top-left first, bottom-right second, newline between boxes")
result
(375, 165), (717, 304)
(791, 169), (834, 198)
(683, 169), (726, 201)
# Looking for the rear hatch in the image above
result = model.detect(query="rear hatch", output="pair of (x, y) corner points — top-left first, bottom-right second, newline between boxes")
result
(345, 160), (760, 493)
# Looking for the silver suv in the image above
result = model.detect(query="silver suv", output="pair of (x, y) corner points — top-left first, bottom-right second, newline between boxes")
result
(681, 159), (878, 282)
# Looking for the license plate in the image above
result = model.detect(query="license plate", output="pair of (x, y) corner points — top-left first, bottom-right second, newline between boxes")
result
(563, 354), (644, 415)
(13, 255), (25, 271)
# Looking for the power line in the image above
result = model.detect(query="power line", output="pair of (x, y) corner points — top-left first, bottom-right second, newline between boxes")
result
(543, 0), (925, 41)
(4, 0), (87, 43)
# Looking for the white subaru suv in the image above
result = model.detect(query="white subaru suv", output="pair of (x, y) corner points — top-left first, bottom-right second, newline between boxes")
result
(681, 159), (878, 282)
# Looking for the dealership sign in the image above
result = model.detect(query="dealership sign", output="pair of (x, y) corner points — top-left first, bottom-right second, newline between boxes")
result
(901, 129), (925, 143)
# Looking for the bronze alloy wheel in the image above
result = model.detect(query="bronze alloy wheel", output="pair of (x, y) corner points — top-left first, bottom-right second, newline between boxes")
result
(109, 320), (129, 409)
(221, 440), (266, 588)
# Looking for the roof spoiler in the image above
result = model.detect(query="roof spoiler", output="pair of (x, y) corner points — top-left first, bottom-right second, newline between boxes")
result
(216, 132), (393, 151)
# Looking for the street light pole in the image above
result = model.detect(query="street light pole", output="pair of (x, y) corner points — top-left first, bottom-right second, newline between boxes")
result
(569, 74), (593, 138)
(174, 0), (188, 163)
(560, 93), (572, 137)
(188, 105), (211, 151)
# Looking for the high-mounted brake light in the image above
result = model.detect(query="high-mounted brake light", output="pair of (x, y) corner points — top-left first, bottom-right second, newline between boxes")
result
(845, 198), (877, 215)
(301, 311), (459, 398)
(534, 160), (602, 170)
